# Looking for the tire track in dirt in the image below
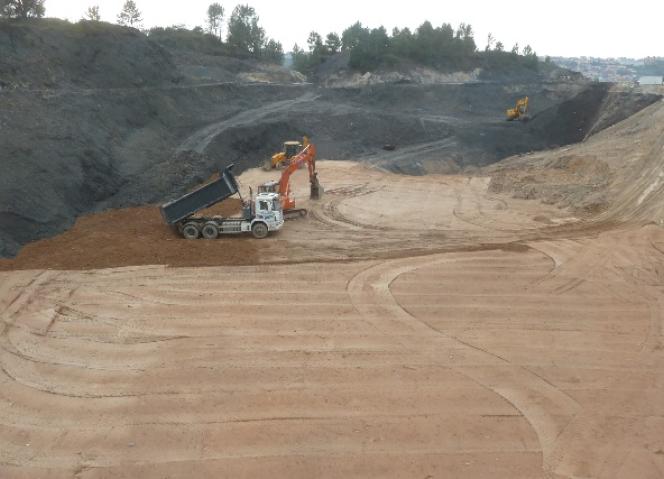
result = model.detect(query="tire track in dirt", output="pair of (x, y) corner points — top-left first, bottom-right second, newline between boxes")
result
(0, 262), (547, 478)
(346, 252), (582, 474)
(389, 226), (664, 478)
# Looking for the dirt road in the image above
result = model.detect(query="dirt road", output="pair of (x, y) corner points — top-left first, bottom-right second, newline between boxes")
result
(176, 92), (319, 155)
(1, 157), (663, 478)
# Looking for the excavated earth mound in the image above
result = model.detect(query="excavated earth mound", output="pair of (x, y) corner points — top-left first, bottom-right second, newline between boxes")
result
(0, 199), (254, 270)
(0, 19), (177, 89)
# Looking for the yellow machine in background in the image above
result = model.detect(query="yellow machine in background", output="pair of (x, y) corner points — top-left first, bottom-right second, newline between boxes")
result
(506, 97), (530, 121)
(264, 137), (310, 170)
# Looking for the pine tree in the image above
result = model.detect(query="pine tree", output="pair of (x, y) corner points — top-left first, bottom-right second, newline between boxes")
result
(117, 0), (142, 28)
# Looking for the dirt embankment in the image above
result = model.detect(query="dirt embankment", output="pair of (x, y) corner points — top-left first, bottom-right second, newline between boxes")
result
(486, 99), (664, 222)
(0, 199), (257, 270)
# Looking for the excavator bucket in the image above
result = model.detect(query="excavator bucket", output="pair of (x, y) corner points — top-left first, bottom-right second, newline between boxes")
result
(310, 172), (323, 200)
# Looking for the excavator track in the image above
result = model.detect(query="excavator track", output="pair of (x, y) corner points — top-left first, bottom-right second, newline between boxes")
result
(284, 208), (308, 220)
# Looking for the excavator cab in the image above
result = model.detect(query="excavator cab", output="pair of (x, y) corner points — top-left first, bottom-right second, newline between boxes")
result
(258, 180), (279, 194)
(283, 141), (301, 160)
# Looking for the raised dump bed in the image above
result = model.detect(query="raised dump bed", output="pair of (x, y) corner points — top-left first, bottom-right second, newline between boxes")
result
(160, 165), (284, 239)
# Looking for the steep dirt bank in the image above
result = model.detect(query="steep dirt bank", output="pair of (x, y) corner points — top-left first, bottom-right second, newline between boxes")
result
(486, 99), (664, 222)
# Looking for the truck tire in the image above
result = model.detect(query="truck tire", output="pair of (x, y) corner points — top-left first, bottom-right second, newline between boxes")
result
(251, 222), (269, 239)
(182, 222), (200, 240)
(202, 222), (219, 240)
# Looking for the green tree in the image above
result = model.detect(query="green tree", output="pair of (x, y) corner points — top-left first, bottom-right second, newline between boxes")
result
(117, 0), (142, 27)
(456, 23), (476, 56)
(522, 44), (538, 69)
(292, 43), (309, 73)
(349, 26), (389, 71)
(413, 21), (436, 64)
(263, 38), (284, 64)
(227, 4), (265, 57)
(511, 43), (519, 55)
(302, 31), (331, 70)
(494, 41), (504, 52)
(206, 3), (224, 39)
(1, 0), (45, 19)
(485, 32), (495, 52)
(307, 31), (324, 53)
(391, 26), (413, 59)
(84, 5), (100, 21)
(325, 32), (341, 53)
(341, 21), (365, 50)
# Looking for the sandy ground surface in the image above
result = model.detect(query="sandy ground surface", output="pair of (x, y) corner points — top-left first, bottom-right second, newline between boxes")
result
(1, 158), (663, 478)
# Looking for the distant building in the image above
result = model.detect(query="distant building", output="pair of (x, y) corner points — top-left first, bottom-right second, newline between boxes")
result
(638, 76), (664, 85)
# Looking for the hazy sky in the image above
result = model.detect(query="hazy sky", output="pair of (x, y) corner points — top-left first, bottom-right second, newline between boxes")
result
(45, 0), (662, 58)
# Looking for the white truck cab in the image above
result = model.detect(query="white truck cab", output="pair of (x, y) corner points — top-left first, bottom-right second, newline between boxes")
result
(252, 192), (284, 235)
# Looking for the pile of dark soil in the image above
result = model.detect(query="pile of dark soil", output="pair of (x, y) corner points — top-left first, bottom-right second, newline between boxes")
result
(526, 83), (611, 145)
(0, 19), (178, 89)
(587, 91), (663, 136)
(169, 49), (303, 84)
(0, 199), (259, 270)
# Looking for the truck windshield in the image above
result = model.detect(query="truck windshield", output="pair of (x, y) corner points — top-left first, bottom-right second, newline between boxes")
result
(259, 201), (269, 211)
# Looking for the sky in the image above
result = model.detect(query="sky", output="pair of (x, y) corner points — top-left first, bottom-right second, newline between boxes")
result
(45, 0), (663, 58)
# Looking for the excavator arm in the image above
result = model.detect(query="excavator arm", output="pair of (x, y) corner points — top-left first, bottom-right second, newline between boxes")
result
(259, 141), (322, 219)
(277, 143), (318, 211)
(506, 96), (529, 121)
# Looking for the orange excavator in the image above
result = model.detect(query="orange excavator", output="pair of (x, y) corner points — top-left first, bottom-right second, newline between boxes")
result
(258, 142), (323, 219)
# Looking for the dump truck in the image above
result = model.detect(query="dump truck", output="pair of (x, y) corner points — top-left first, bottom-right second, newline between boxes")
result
(160, 165), (284, 239)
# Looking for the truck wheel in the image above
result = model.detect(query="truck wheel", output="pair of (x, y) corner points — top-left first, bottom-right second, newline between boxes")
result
(202, 222), (219, 240)
(182, 222), (200, 240)
(251, 222), (269, 239)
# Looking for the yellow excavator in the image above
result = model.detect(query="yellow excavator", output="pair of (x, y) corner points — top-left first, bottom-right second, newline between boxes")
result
(263, 137), (310, 170)
(506, 96), (530, 121)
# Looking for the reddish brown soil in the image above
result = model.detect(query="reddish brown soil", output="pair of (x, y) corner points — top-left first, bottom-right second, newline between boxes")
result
(0, 199), (258, 270)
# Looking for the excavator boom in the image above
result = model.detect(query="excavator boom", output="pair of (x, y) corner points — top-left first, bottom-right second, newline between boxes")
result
(278, 143), (317, 211)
